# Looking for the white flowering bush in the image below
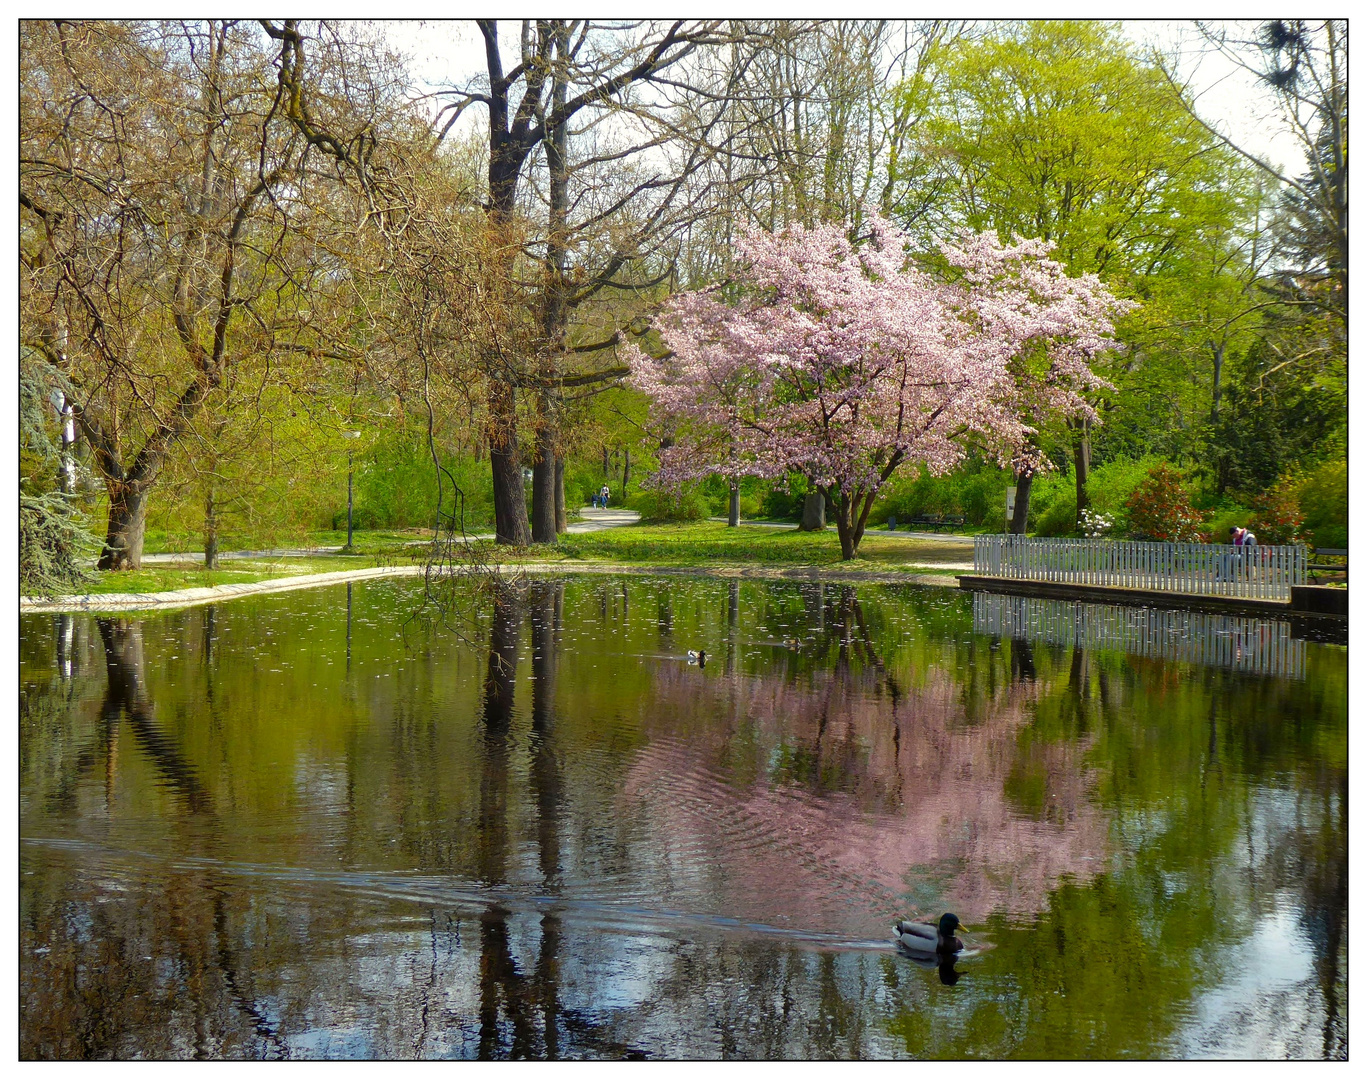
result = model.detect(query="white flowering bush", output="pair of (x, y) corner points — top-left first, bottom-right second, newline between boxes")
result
(1080, 508), (1114, 538)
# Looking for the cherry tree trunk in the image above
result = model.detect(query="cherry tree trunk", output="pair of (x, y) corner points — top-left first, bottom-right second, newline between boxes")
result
(830, 491), (863, 560)
(728, 482), (740, 527)
(98, 484), (148, 570)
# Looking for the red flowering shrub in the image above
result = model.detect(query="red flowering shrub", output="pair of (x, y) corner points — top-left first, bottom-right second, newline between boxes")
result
(1250, 478), (1306, 546)
(1124, 465), (1203, 542)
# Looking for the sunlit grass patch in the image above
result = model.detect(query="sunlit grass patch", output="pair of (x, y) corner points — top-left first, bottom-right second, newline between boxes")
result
(552, 520), (970, 568)
(81, 556), (378, 595)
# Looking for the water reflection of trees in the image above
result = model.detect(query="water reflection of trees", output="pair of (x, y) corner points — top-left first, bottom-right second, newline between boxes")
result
(22, 617), (290, 1058)
(18, 581), (1347, 1060)
(624, 584), (1108, 931)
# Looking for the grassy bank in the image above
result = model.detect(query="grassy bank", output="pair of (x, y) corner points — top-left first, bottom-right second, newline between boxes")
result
(76, 554), (410, 595)
(553, 521), (968, 567)
(37, 520), (966, 599)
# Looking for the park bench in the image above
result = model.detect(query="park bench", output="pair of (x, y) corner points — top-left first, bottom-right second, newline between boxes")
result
(1307, 547), (1348, 582)
(895, 514), (967, 532)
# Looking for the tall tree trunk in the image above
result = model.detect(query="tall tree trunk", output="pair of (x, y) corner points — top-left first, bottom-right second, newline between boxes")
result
(1071, 419), (1091, 529)
(602, 444), (610, 477)
(488, 380), (531, 546)
(531, 25), (570, 546)
(728, 481), (740, 526)
(1010, 469), (1034, 535)
(531, 416), (557, 544)
(621, 447), (630, 495)
(98, 482), (148, 570)
(799, 490), (826, 531)
(553, 455), (566, 533)
(204, 480), (219, 569)
(1209, 341), (1225, 424)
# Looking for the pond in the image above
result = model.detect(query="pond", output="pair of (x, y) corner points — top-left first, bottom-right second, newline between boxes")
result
(19, 575), (1347, 1060)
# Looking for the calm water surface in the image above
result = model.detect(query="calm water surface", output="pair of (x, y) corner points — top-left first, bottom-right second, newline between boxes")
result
(18, 576), (1347, 1059)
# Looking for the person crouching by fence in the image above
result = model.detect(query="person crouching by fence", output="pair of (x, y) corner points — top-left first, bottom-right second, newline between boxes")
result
(1228, 525), (1257, 581)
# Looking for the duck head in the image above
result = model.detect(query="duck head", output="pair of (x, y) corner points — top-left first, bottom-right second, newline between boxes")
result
(938, 912), (967, 950)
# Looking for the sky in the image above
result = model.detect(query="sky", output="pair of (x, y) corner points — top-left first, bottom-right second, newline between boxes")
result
(377, 17), (1311, 178)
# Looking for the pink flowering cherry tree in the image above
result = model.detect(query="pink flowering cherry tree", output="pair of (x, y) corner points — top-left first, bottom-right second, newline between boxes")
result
(626, 215), (1132, 559)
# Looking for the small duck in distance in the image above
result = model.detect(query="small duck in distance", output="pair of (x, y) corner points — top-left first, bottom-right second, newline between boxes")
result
(895, 913), (967, 956)
(687, 649), (707, 667)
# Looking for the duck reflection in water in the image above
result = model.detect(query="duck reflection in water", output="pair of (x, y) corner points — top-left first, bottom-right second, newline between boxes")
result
(899, 952), (963, 986)
(895, 914), (969, 987)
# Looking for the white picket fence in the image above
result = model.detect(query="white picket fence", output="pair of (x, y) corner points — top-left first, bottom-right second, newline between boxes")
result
(973, 592), (1306, 679)
(974, 535), (1306, 600)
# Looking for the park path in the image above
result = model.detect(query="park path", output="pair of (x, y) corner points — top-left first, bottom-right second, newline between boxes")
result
(135, 506), (641, 563)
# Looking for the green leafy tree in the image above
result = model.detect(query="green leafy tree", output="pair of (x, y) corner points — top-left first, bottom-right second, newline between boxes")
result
(900, 20), (1257, 523)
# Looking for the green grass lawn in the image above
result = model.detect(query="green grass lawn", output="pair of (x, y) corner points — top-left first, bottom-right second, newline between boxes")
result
(77, 554), (406, 595)
(548, 520), (970, 571)
(140, 526), (433, 555)
(50, 520), (966, 598)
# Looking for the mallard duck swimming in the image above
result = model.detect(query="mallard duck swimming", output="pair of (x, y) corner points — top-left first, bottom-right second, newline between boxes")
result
(687, 649), (707, 667)
(895, 913), (967, 955)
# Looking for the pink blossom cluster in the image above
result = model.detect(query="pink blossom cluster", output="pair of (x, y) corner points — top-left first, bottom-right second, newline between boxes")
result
(626, 215), (1134, 497)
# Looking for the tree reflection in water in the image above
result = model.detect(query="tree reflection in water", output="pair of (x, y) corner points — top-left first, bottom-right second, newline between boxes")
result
(17, 579), (1346, 1059)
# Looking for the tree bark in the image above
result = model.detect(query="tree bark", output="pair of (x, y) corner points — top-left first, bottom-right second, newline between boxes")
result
(728, 481), (740, 526)
(1010, 469), (1034, 535)
(1071, 419), (1091, 529)
(831, 492), (857, 559)
(621, 447), (630, 495)
(204, 481), (219, 569)
(531, 418), (557, 544)
(489, 381), (531, 546)
(98, 483), (149, 570)
(531, 26), (570, 547)
(553, 455), (566, 533)
(1209, 341), (1225, 424)
(799, 490), (826, 531)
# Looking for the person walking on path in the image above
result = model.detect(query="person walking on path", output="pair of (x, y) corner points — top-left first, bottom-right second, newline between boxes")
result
(600, 484), (611, 509)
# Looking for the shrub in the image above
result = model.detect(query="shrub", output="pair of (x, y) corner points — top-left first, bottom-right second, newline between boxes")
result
(626, 486), (710, 522)
(1297, 459), (1347, 549)
(1080, 508), (1115, 538)
(20, 492), (94, 596)
(1084, 456), (1165, 523)
(1034, 491), (1078, 537)
(1203, 505), (1254, 544)
(1125, 464), (1203, 542)
(871, 459), (1015, 527)
(1249, 477), (1306, 546)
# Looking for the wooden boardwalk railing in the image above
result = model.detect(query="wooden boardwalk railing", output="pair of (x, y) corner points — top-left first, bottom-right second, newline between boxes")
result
(973, 535), (1306, 600)
(973, 592), (1306, 679)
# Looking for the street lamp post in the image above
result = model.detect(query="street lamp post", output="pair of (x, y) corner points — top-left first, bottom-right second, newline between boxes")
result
(342, 430), (361, 552)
